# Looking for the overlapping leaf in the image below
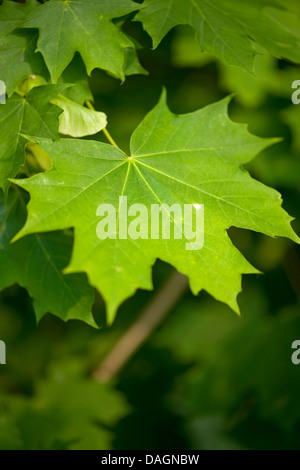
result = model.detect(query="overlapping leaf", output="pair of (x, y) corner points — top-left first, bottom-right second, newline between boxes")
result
(59, 55), (93, 105)
(0, 0), (39, 37)
(0, 0), (47, 96)
(0, 190), (95, 326)
(23, 0), (142, 82)
(136, 0), (300, 72)
(0, 84), (68, 196)
(11, 93), (299, 322)
(0, 30), (48, 97)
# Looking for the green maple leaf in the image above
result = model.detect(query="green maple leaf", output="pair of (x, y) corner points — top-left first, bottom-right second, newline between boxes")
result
(58, 55), (93, 105)
(0, 84), (67, 196)
(0, 190), (95, 326)
(0, 0), (39, 37)
(123, 47), (148, 76)
(136, 0), (300, 72)
(23, 0), (141, 82)
(0, 0), (47, 96)
(0, 362), (128, 450)
(0, 30), (48, 97)
(12, 93), (299, 323)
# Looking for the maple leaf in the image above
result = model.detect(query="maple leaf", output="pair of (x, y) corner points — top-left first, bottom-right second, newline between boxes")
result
(123, 47), (148, 76)
(136, 0), (300, 72)
(23, 0), (141, 82)
(0, 190), (95, 326)
(0, 84), (67, 196)
(58, 55), (93, 105)
(0, 30), (48, 97)
(0, 0), (47, 96)
(0, 0), (39, 37)
(0, 361), (128, 450)
(12, 93), (299, 322)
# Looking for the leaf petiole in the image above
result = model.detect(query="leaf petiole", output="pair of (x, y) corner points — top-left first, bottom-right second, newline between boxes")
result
(85, 100), (119, 148)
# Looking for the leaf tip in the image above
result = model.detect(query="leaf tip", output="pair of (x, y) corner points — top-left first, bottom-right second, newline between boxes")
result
(10, 229), (25, 244)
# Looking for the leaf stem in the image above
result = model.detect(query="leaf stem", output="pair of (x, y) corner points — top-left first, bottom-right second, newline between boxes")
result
(85, 100), (119, 148)
(102, 127), (119, 148)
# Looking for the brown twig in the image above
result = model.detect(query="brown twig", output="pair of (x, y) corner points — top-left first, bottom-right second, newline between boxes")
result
(93, 271), (189, 382)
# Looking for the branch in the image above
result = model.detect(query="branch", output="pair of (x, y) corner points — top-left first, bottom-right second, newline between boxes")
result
(93, 271), (189, 382)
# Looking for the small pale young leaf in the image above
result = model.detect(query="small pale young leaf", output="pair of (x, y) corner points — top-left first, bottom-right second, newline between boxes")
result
(51, 95), (107, 138)
(12, 93), (299, 323)
(16, 75), (47, 97)
(0, 190), (95, 326)
(136, 0), (300, 72)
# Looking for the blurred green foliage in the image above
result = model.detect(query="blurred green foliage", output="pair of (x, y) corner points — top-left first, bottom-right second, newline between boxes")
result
(0, 19), (300, 450)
